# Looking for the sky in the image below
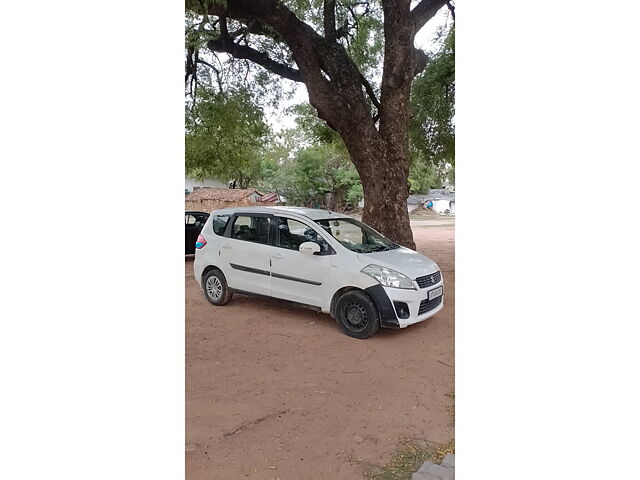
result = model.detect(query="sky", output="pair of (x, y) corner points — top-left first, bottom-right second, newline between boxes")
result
(265, 5), (452, 131)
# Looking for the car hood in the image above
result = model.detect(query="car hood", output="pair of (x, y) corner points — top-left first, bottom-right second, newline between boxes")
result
(357, 247), (439, 279)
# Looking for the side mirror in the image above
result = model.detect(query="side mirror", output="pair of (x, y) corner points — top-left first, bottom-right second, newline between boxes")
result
(299, 241), (321, 255)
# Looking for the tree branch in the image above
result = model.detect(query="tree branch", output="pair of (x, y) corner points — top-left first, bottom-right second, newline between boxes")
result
(192, 0), (352, 86)
(410, 0), (447, 32)
(228, 20), (280, 42)
(412, 47), (428, 77)
(186, 47), (195, 84)
(346, 2), (372, 32)
(196, 59), (224, 93)
(445, 0), (455, 21)
(220, 15), (229, 37)
(335, 20), (350, 39)
(323, 0), (336, 42)
(360, 73), (380, 112)
(207, 37), (303, 82)
(189, 0), (378, 134)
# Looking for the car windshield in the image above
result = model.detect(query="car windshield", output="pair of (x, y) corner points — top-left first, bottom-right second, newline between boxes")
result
(315, 218), (400, 253)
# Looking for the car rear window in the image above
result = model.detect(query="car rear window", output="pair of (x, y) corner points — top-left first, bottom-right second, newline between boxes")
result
(212, 215), (230, 236)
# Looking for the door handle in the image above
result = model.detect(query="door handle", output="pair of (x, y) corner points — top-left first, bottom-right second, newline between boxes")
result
(222, 243), (231, 249)
(272, 252), (283, 259)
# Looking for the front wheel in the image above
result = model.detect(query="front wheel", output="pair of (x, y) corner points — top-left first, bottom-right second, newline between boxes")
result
(203, 269), (233, 306)
(335, 290), (380, 339)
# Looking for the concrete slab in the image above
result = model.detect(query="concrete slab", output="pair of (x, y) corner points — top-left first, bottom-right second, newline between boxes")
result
(411, 454), (455, 480)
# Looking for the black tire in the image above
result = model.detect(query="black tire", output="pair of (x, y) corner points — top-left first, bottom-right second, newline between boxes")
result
(202, 269), (233, 306)
(335, 290), (380, 339)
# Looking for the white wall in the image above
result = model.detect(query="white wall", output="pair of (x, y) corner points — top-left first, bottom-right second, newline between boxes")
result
(185, 176), (226, 193)
(433, 199), (453, 214)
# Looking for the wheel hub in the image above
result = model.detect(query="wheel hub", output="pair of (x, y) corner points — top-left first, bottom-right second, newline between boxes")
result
(344, 302), (367, 330)
(206, 276), (223, 301)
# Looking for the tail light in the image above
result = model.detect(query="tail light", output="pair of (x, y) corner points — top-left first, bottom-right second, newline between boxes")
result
(195, 234), (207, 249)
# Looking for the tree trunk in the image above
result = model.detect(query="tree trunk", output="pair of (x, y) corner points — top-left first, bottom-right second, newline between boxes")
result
(306, 66), (415, 248)
(346, 139), (415, 250)
(362, 177), (414, 250)
(361, 0), (415, 249)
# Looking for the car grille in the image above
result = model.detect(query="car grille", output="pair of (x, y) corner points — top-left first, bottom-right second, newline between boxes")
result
(418, 295), (443, 315)
(416, 271), (441, 289)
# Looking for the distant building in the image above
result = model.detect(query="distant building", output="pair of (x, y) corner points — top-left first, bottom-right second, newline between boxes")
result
(185, 187), (278, 212)
(259, 192), (280, 203)
(407, 189), (455, 215)
(185, 176), (226, 194)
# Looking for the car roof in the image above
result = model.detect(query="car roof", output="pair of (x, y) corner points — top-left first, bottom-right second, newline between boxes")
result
(208, 205), (351, 221)
(185, 211), (210, 215)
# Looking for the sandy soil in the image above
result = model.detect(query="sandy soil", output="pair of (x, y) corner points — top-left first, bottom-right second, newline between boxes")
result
(186, 225), (454, 479)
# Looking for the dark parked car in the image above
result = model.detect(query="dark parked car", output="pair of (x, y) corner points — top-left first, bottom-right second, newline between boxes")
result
(185, 211), (210, 254)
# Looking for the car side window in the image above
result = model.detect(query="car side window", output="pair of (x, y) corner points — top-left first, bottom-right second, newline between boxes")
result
(231, 215), (271, 244)
(211, 215), (229, 236)
(275, 217), (332, 254)
(186, 214), (197, 225)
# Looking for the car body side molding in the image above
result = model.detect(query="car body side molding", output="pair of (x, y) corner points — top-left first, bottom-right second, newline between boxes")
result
(271, 271), (322, 286)
(229, 263), (322, 286)
(229, 263), (271, 277)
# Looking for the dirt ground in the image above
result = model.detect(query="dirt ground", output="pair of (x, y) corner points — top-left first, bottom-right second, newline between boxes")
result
(186, 225), (454, 480)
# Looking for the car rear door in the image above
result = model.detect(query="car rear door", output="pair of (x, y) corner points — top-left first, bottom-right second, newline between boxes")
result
(219, 213), (272, 296)
(185, 214), (199, 254)
(269, 216), (333, 308)
(185, 213), (209, 254)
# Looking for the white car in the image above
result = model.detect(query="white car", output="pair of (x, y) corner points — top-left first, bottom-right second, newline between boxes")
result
(193, 206), (444, 339)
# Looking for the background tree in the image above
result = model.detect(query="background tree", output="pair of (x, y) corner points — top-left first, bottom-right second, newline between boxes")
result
(185, 0), (454, 249)
(185, 88), (269, 188)
(260, 139), (362, 209)
(410, 24), (455, 187)
(408, 153), (444, 193)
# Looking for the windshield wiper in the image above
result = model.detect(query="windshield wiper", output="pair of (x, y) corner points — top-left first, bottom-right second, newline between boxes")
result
(360, 245), (389, 253)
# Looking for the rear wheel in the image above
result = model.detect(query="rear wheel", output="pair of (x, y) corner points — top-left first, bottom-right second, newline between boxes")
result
(335, 290), (380, 339)
(203, 269), (233, 306)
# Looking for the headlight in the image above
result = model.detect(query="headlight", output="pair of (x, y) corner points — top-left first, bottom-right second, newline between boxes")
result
(361, 264), (415, 289)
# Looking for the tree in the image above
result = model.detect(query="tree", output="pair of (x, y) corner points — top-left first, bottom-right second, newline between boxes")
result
(185, 0), (453, 249)
(185, 88), (269, 188)
(408, 153), (443, 193)
(410, 24), (455, 186)
(260, 140), (362, 209)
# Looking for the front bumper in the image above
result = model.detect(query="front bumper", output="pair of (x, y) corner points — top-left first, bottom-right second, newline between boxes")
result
(365, 280), (445, 329)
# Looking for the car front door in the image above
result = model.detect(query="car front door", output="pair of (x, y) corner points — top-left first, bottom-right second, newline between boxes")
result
(220, 214), (272, 296)
(269, 216), (333, 307)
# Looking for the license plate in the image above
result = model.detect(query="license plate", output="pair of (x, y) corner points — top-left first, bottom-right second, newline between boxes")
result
(428, 286), (443, 301)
